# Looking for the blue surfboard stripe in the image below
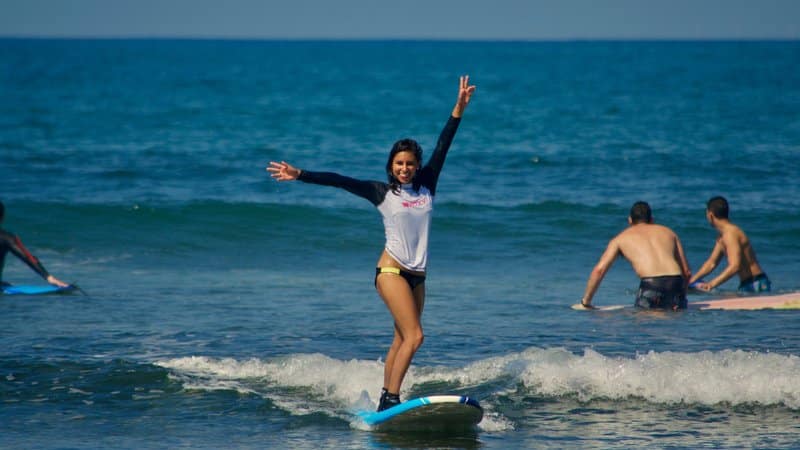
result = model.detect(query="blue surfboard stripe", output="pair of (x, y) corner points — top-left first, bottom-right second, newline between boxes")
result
(357, 395), (481, 426)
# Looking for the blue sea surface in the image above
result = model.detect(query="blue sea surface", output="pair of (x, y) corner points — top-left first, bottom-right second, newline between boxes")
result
(1, 39), (800, 449)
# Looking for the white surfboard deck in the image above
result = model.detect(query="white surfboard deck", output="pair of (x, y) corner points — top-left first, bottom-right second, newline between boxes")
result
(572, 292), (800, 311)
(357, 395), (483, 432)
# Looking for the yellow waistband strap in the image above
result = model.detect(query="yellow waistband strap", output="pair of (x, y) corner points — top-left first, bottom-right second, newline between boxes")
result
(378, 267), (402, 275)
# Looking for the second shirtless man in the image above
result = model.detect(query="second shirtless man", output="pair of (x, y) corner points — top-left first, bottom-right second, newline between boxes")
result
(579, 201), (692, 310)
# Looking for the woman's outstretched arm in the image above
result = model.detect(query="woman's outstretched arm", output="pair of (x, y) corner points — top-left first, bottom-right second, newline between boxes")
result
(423, 76), (477, 192)
(267, 161), (387, 206)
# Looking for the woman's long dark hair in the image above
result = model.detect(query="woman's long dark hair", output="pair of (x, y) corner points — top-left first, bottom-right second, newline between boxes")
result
(385, 138), (423, 193)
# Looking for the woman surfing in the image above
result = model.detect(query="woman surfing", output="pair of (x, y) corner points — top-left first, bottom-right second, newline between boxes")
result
(267, 75), (476, 411)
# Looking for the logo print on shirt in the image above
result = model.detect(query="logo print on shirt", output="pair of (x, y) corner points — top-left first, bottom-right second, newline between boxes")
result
(402, 197), (428, 208)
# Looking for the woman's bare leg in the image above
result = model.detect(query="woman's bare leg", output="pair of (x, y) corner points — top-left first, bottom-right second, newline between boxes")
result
(376, 274), (425, 395)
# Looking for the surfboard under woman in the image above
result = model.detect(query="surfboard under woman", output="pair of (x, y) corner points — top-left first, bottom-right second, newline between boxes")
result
(267, 75), (476, 411)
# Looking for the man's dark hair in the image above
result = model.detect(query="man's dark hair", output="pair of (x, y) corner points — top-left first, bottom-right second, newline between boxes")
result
(707, 196), (729, 219)
(629, 201), (652, 224)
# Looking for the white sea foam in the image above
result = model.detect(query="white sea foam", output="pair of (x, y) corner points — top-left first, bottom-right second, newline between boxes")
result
(156, 346), (800, 432)
(158, 353), (383, 404)
(520, 347), (800, 409)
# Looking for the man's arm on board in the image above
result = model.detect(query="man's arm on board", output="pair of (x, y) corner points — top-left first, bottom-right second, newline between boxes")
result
(578, 237), (621, 308)
(690, 239), (724, 285)
(700, 232), (742, 291)
(674, 235), (692, 287)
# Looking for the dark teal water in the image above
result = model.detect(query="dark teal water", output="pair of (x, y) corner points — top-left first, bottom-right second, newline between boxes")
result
(1, 39), (799, 448)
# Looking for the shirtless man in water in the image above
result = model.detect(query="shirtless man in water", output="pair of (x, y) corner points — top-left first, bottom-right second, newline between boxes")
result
(690, 196), (770, 293)
(579, 201), (691, 310)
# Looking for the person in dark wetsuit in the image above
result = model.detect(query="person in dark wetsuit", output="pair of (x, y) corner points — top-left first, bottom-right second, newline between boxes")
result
(578, 201), (692, 310)
(0, 201), (69, 289)
(267, 76), (476, 411)
(690, 196), (771, 293)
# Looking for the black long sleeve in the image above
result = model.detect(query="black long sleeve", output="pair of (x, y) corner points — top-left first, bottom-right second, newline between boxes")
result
(0, 230), (51, 282)
(418, 115), (461, 195)
(297, 171), (389, 206)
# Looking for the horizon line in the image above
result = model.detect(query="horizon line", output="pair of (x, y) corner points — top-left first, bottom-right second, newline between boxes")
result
(1, 35), (798, 43)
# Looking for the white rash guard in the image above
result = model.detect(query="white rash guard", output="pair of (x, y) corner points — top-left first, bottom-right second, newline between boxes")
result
(296, 115), (461, 272)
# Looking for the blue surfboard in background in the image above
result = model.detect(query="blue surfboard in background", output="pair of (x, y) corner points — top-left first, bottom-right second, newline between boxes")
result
(1, 284), (77, 296)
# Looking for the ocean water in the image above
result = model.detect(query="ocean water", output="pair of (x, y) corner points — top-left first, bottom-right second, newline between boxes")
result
(1, 39), (799, 448)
